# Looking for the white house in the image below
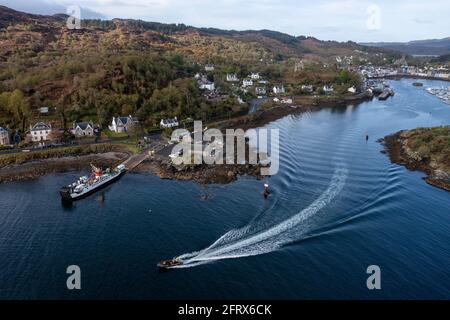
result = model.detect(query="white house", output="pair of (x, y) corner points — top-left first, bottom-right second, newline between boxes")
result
(109, 116), (138, 133)
(281, 97), (293, 104)
(255, 87), (266, 95)
(347, 86), (357, 94)
(323, 85), (334, 94)
(72, 122), (95, 137)
(250, 73), (260, 80)
(301, 85), (313, 93)
(198, 77), (215, 91)
(30, 122), (52, 142)
(273, 86), (285, 94)
(0, 127), (10, 146)
(160, 117), (179, 128)
(205, 65), (215, 72)
(227, 74), (239, 82)
(242, 79), (253, 87)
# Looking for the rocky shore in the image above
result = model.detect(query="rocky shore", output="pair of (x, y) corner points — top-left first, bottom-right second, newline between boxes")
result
(0, 149), (130, 183)
(381, 129), (450, 192)
(136, 159), (266, 185)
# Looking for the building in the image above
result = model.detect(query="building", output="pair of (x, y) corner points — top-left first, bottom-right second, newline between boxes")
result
(199, 80), (215, 91)
(72, 121), (95, 137)
(160, 118), (179, 129)
(273, 86), (285, 94)
(30, 122), (52, 142)
(197, 75), (215, 91)
(301, 85), (313, 93)
(205, 64), (215, 72)
(109, 116), (138, 133)
(250, 73), (260, 80)
(347, 86), (357, 94)
(242, 79), (253, 87)
(323, 85), (334, 94)
(0, 127), (10, 146)
(227, 74), (239, 82)
(255, 87), (266, 95)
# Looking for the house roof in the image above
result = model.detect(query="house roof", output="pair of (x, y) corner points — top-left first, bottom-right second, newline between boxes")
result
(31, 122), (51, 131)
(75, 122), (93, 130)
(0, 127), (8, 133)
(161, 118), (178, 125)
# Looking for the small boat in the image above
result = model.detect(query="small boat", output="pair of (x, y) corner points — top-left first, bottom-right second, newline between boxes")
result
(158, 258), (183, 269)
(413, 82), (424, 87)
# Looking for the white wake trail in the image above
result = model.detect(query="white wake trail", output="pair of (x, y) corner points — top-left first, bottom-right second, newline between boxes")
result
(175, 164), (348, 268)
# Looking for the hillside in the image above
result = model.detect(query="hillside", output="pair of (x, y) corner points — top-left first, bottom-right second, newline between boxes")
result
(363, 37), (450, 56)
(0, 5), (397, 134)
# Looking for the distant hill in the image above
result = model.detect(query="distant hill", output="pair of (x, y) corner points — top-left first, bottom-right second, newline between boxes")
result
(362, 38), (450, 56)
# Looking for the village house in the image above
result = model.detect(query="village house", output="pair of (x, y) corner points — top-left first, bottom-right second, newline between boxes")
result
(0, 126), (10, 146)
(250, 73), (260, 80)
(160, 117), (179, 129)
(323, 85), (334, 94)
(242, 79), (253, 87)
(347, 86), (357, 94)
(281, 97), (293, 104)
(205, 64), (215, 72)
(109, 115), (138, 133)
(226, 74), (239, 82)
(301, 85), (313, 93)
(273, 86), (285, 94)
(72, 121), (95, 137)
(255, 87), (266, 95)
(197, 75), (215, 91)
(30, 122), (52, 142)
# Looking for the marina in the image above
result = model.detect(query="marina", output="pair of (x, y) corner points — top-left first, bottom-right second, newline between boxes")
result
(426, 86), (450, 104)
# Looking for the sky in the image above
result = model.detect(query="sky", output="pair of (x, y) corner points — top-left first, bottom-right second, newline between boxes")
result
(1, 0), (449, 42)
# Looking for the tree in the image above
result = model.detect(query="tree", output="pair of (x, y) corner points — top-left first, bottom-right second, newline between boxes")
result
(8, 90), (31, 132)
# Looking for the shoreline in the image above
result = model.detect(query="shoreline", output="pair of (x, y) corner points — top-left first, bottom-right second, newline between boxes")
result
(372, 74), (450, 83)
(381, 131), (450, 192)
(0, 147), (130, 183)
(0, 92), (372, 185)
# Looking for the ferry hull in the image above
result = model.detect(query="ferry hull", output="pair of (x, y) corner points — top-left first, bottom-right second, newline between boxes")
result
(59, 171), (125, 202)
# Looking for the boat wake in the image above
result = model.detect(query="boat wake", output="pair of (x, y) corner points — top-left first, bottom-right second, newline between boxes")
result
(173, 163), (348, 268)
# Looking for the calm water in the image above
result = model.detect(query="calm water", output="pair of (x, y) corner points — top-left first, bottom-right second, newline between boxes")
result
(1, 79), (450, 300)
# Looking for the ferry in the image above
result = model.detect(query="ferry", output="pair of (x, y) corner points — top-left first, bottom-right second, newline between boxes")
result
(59, 164), (126, 201)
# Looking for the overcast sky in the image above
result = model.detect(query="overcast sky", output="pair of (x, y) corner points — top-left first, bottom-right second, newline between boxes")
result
(1, 0), (449, 42)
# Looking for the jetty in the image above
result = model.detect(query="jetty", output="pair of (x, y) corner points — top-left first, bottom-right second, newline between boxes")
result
(121, 148), (152, 170)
